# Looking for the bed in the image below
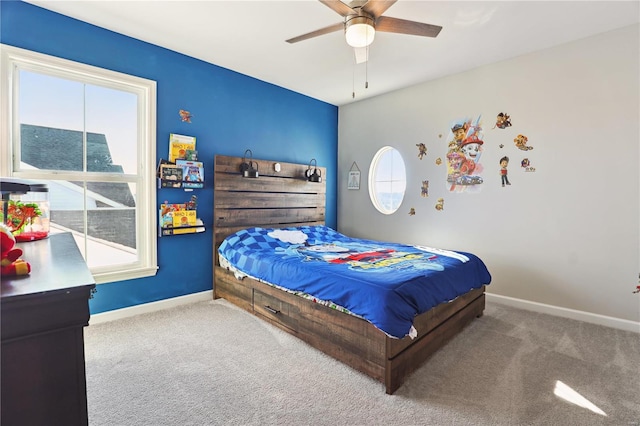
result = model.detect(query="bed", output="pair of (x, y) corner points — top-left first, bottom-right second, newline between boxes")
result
(213, 154), (491, 394)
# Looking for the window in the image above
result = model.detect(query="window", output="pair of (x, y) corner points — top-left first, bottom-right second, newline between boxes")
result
(1, 44), (158, 284)
(368, 146), (406, 214)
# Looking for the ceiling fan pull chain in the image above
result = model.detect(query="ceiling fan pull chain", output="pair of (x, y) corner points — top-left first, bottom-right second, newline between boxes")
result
(352, 62), (356, 98)
(365, 47), (369, 89)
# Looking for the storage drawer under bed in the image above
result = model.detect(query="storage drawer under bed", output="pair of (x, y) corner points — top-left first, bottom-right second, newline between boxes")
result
(253, 288), (299, 332)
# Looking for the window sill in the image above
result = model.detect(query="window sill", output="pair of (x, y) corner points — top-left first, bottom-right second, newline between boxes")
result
(93, 266), (159, 285)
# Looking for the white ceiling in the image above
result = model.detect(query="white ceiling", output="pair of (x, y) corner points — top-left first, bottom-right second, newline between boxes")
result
(26, 1), (639, 106)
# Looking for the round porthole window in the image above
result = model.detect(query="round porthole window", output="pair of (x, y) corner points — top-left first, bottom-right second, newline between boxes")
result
(368, 146), (406, 215)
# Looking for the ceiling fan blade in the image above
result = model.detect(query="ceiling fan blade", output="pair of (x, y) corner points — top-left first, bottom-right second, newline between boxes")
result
(319, 0), (357, 17)
(375, 16), (442, 38)
(286, 22), (344, 44)
(361, 0), (397, 19)
(354, 47), (368, 64)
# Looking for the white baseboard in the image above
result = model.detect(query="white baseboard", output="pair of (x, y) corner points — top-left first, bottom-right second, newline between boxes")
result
(89, 290), (214, 325)
(486, 293), (640, 334)
(89, 290), (639, 334)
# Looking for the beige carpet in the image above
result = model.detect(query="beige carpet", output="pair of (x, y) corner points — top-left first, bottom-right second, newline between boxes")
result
(84, 298), (640, 426)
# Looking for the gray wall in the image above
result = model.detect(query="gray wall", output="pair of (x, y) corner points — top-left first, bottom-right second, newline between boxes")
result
(337, 25), (639, 323)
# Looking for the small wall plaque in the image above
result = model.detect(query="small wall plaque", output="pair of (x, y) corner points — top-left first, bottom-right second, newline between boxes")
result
(348, 162), (360, 190)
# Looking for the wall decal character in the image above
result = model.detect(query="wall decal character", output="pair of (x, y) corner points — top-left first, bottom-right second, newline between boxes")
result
(421, 180), (429, 197)
(460, 134), (484, 176)
(435, 157), (442, 165)
(446, 116), (485, 192)
(408, 207), (416, 216)
(416, 143), (427, 160)
(446, 150), (465, 181)
(500, 156), (511, 187)
(450, 122), (468, 149)
(494, 112), (512, 129)
(435, 198), (445, 210)
(179, 109), (193, 123)
(522, 158), (536, 172)
(514, 134), (534, 151)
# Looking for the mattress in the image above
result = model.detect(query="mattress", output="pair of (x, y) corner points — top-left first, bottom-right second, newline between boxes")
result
(218, 226), (491, 338)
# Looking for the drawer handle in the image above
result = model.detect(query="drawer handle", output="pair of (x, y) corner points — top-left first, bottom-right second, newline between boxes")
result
(264, 305), (280, 315)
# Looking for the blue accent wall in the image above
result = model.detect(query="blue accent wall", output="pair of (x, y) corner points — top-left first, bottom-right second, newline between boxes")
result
(1, 1), (338, 314)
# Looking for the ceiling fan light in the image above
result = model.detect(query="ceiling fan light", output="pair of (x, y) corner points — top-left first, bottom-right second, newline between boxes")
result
(345, 19), (375, 48)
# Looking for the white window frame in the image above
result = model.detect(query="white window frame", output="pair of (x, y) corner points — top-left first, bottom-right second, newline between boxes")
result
(0, 44), (158, 284)
(368, 146), (407, 215)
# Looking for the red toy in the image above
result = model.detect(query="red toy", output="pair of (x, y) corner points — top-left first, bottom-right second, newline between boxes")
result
(1, 222), (30, 276)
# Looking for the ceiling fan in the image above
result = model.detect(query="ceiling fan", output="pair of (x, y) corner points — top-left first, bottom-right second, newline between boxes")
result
(286, 0), (442, 63)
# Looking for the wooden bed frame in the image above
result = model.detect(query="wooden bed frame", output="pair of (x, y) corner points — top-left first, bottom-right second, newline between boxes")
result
(213, 154), (486, 394)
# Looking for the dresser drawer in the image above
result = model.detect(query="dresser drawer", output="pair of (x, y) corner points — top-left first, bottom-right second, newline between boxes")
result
(253, 289), (298, 332)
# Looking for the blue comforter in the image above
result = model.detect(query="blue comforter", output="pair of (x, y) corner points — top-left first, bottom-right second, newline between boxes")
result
(218, 226), (491, 338)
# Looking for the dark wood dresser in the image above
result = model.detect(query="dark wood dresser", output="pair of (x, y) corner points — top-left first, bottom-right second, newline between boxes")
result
(1, 232), (95, 426)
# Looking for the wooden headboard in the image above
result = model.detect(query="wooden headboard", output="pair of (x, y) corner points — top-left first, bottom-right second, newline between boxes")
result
(213, 155), (326, 263)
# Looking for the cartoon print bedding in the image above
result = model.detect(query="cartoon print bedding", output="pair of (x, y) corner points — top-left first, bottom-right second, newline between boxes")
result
(218, 226), (491, 339)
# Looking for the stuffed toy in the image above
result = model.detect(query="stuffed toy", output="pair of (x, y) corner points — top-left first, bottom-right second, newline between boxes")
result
(0, 222), (30, 276)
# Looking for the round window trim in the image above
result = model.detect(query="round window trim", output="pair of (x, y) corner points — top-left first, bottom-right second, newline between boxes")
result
(368, 146), (407, 215)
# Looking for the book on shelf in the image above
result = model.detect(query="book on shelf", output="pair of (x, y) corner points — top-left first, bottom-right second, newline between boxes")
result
(161, 219), (204, 236)
(168, 133), (196, 163)
(162, 227), (197, 236)
(159, 203), (198, 229)
(185, 149), (198, 161)
(171, 209), (197, 227)
(176, 159), (204, 189)
(156, 158), (172, 178)
(159, 203), (179, 228)
(159, 164), (183, 188)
